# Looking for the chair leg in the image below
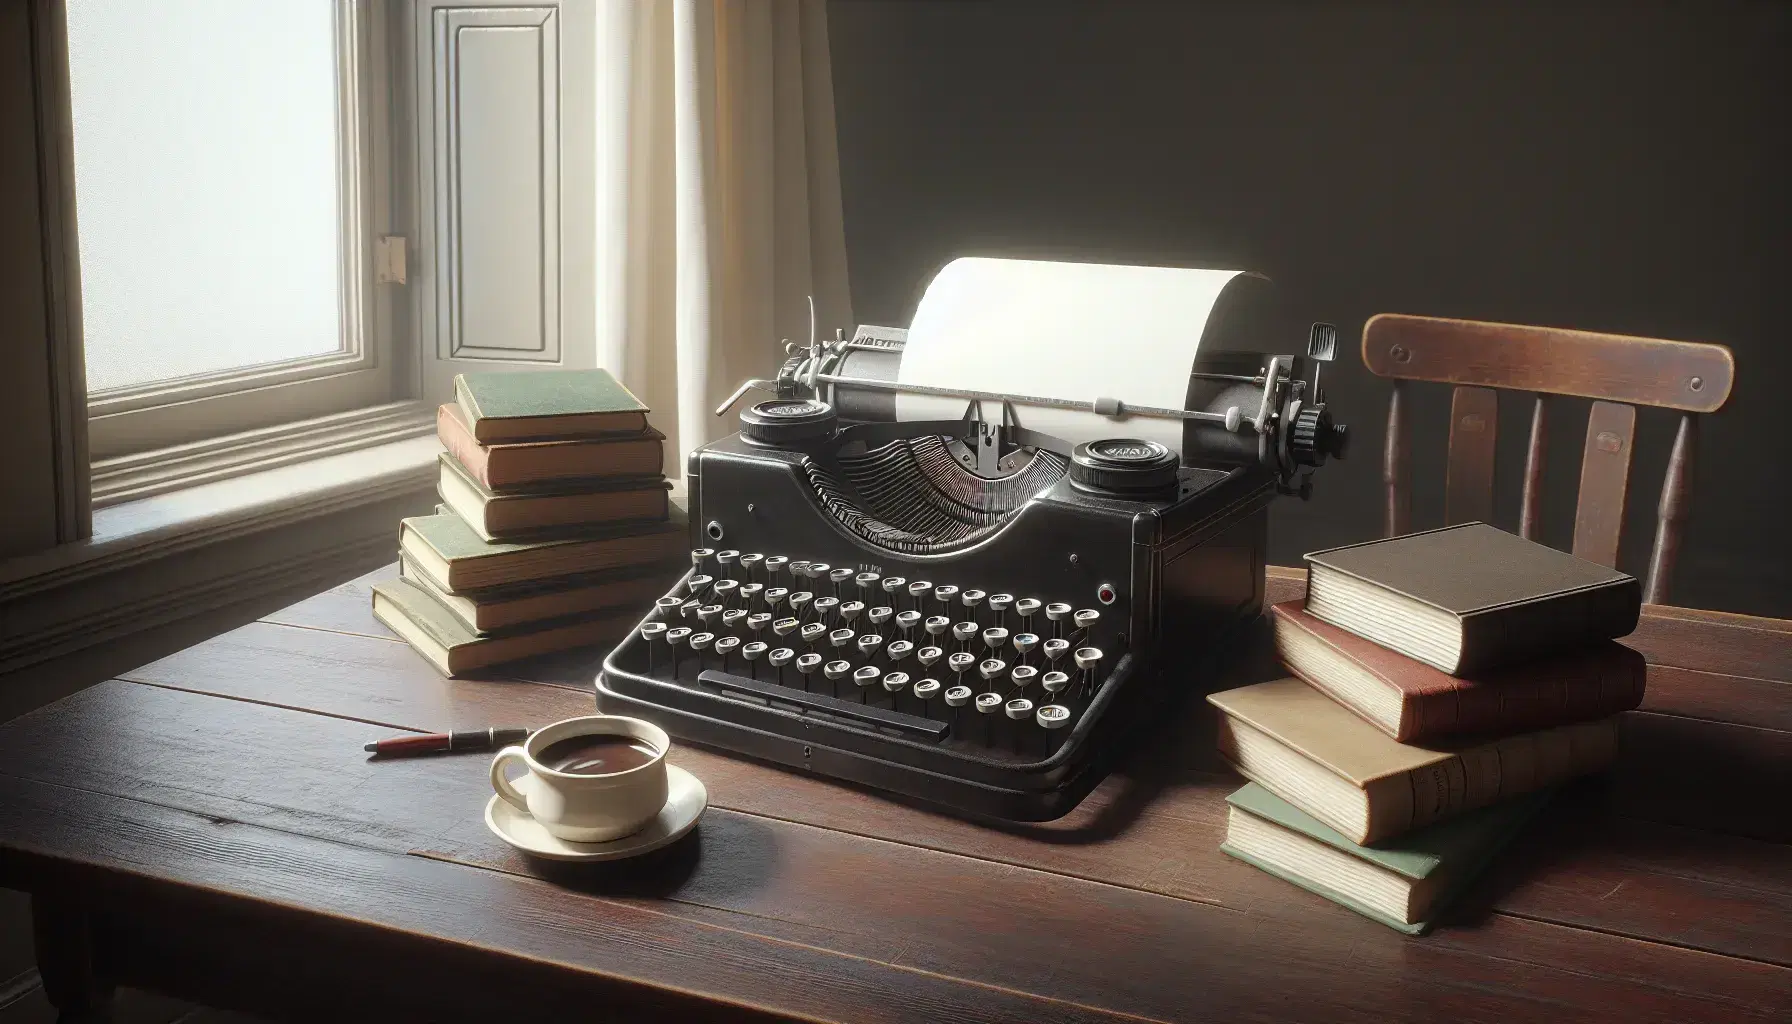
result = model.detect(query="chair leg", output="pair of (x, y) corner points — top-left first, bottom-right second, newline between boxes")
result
(32, 894), (114, 1024)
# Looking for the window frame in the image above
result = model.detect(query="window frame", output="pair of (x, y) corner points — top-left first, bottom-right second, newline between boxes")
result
(81, 0), (414, 463)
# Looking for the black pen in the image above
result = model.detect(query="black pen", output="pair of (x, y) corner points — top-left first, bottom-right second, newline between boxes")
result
(364, 727), (531, 758)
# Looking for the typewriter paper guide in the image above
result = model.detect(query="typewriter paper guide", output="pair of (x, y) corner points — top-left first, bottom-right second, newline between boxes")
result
(895, 257), (1251, 454)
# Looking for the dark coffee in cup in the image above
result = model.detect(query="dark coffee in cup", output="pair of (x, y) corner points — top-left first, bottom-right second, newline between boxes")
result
(537, 734), (661, 775)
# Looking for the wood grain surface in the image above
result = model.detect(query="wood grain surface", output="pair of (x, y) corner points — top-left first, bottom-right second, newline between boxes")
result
(2, 564), (1787, 1023)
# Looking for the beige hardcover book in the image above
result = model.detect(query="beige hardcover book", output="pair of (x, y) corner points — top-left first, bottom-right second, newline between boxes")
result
(437, 454), (669, 542)
(398, 510), (685, 592)
(399, 555), (674, 634)
(372, 579), (636, 678)
(1207, 678), (1619, 844)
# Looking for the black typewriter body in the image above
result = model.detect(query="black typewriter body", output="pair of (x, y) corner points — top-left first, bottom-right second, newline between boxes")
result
(598, 276), (1347, 821)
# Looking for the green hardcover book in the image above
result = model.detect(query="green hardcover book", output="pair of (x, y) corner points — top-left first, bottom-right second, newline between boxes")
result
(399, 508), (685, 592)
(371, 579), (637, 678)
(399, 554), (677, 635)
(454, 369), (649, 443)
(1221, 782), (1551, 935)
(437, 453), (670, 542)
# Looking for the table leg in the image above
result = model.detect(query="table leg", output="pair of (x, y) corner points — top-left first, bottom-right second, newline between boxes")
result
(31, 894), (114, 1024)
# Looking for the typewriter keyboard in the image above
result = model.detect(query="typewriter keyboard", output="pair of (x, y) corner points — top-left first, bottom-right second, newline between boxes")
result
(635, 548), (1112, 755)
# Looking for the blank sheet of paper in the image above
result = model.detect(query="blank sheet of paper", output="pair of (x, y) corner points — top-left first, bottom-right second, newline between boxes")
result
(894, 258), (1248, 453)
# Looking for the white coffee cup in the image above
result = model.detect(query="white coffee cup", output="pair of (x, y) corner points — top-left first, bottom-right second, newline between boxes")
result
(489, 715), (670, 843)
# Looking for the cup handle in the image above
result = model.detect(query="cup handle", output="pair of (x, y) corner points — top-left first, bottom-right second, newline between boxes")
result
(489, 745), (530, 812)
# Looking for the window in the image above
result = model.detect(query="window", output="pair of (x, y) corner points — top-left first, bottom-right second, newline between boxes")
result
(68, 0), (406, 470)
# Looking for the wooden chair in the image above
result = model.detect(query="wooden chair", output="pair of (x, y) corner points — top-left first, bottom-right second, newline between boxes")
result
(1363, 314), (1734, 605)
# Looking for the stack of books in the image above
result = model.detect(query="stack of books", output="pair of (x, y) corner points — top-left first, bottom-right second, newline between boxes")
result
(1209, 523), (1646, 933)
(372, 369), (686, 677)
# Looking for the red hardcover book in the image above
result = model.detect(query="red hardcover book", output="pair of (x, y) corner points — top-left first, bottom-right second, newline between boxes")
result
(1270, 599), (1645, 742)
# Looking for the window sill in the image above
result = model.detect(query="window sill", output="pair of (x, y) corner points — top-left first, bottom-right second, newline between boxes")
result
(0, 432), (443, 673)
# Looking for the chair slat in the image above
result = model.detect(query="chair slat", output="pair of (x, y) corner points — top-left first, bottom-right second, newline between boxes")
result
(1363, 314), (1733, 413)
(1645, 414), (1698, 604)
(1383, 380), (1411, 536)
(1519, 395), (1547, 540)
(1444, 386), (1498, 526)
(1572, 400), (1637, 568)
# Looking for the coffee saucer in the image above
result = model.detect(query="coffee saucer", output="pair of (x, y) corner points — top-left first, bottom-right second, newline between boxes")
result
(484, 764), (707, 862)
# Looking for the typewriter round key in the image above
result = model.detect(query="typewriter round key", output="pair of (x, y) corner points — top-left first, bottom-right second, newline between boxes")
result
(1012, 632), (1039, 666)
(982, 627), (1009, 655)
(764, 587), (789, 611)
(975, 692), (1004, 744)
(1037, 703), (1071, 729)
(795, 652), (823, 691)
(812, 596), (840, 626)
(716, 550), (740, 578)
(697, 604), (723, 629)
(788, 591), (813, 620)
(739, 553), (764, 582)
(1073, 608), (1100, 641)
(721, 609), (748, 633)
(943, 684), (972, 731)
(913, 678), (942, 718)
(654, 595), (683, 621)
(916, 645), (944, 671)
(801, 622), (828, 652)
(924, 615), (951, 638)
(825, 659), (852, 698)
(933, 585), (960, 615)
(1016, 598), (1042, 635)
(829, 626), (856, 651)
(886, 639), (915, 666)
(948, 651), (976, 691)
(852, 665), (881, 702)
(714, 635), (741, 672)
(829, 567), (854, 598)
(686, 574), (715, 598)
(961, 589), (986, 620)
(738, 582), (763, 610)
(856, 634), (885, 663)
(978, 659), (1008, 686)
(1005, 698), (1036, 752)
(1045, 602), (1073, 639)
(1074, 647), (1105, 698)
(764, 555), (789, 579)
(881, 669), (909, 703)
(1010, 664), (1038, 695)
(747, 612), (772, 639)
(881, 576), (906, 604)
(665, 627), (693, 675)
(712, 579), (740, 606)
(867, 606), (893, 627)
(741, 641), (768, 678)
(772, 616), (800, 639)
(855, 571), (881, 595)
(896, 610), (921, 638)
(1041, 670), (1071, 696)
(988, 594), (1014, 629)
(839, 600), (865, 624)
(952, 621), (978, 653)
(688, 632), (715, 670)
(908, 580), (932, 613)
(807, 562), (832, 584)
(769, 647), (795, 685)
(1042, 638), (1070, 665)
(690, 548), (716, 571)
(639, 622), (668, 672)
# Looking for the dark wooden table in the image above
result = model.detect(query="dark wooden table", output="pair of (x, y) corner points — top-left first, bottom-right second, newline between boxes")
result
(1, 565), (1788, 1023)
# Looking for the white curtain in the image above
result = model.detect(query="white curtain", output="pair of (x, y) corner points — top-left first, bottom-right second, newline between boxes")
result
(595, 0), (852, 478)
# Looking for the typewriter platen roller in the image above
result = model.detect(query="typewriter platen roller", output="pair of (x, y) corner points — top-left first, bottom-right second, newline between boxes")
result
(598, 258), (1348, 821)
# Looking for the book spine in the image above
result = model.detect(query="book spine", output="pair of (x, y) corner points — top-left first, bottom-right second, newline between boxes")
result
(1406, 648), (1646, 741)
(1457, 579), (1642, 675)
(436, 405), (495, 489)
(1373, 717), (1619, 840)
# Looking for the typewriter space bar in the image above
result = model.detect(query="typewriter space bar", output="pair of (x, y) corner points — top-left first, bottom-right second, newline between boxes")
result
(696, 670), (949, 741)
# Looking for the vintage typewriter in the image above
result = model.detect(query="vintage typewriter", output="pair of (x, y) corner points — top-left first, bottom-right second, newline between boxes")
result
(598, 258), (1348, 820)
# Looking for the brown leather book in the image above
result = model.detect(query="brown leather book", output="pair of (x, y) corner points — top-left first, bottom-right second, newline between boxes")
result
(437, 403), (665, 491)
(1272, 600), (1646, 742)
(1304, 523), (1641, 675)
(1208, 678), (1620, 844)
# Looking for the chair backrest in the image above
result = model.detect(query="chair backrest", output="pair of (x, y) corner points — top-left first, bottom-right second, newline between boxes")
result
(1362, 314), (1734, 605)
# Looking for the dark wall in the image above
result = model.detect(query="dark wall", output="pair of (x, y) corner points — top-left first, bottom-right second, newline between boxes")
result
(827, 0), (1792, 618)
